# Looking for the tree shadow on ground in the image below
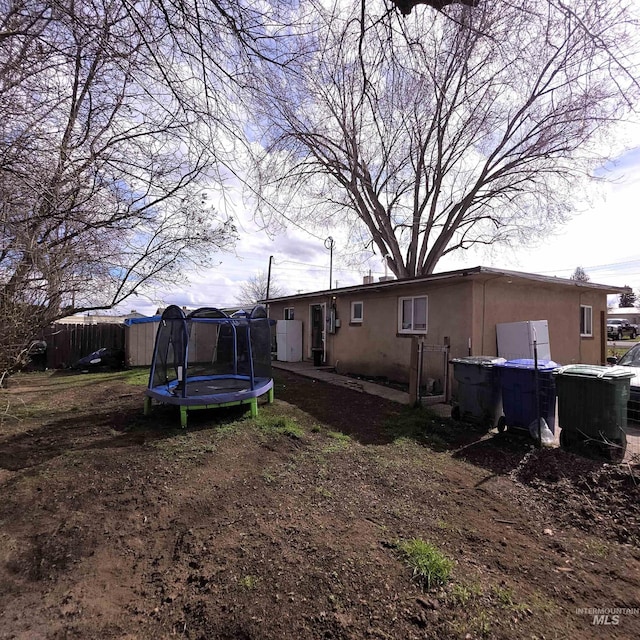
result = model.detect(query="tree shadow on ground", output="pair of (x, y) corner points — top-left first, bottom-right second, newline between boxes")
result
(0, 400), (254, 472)
(275, 368), (514, 456)
(451, 429), (538, 476)
(274, 370), (627, 483)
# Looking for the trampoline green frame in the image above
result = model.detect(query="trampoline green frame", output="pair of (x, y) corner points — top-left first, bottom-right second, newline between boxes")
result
(144, 385), (274, 428)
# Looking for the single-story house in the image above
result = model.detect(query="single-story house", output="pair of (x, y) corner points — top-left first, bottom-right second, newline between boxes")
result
(264, 266), (625, 395)
(607, 307), (640, 325)
(56, 309), (147, 325)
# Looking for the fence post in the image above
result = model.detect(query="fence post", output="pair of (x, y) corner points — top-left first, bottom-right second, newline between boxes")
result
(534, 338), (542, 448)
(444, 337), (451, 403)
(409, 337), (420, 407)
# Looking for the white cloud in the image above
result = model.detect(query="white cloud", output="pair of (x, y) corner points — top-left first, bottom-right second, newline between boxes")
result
(436, 146), (640, 288)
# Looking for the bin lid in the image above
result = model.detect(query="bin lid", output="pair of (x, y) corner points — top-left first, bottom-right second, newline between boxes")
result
(494, 358), (560, 372)
(553, 364), (635, 380)
(450, 356), (506, 367)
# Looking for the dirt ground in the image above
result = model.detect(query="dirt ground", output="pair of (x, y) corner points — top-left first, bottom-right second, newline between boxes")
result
(0, 368), (639, 640)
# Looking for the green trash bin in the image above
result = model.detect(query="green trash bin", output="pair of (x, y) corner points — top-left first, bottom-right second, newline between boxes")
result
(554, 364), (634, 462)
(450, 356), (505, 428)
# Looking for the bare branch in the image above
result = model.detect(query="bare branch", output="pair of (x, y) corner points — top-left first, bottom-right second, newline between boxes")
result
(249, 0), (639, 279)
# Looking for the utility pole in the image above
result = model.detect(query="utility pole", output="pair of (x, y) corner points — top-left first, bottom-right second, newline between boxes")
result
(324, 237), (335, 290)
(266, 255), (273, 315)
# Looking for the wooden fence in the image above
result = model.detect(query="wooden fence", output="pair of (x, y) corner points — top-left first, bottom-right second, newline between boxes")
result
(41, 323), (125, 369)
(125, 320), (160, 367)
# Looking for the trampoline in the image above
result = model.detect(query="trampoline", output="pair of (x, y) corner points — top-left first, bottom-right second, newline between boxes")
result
(144, 304), (275, 427)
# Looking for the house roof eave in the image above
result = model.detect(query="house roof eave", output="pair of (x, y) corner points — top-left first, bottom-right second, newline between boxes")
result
(260, 265), (626, 304)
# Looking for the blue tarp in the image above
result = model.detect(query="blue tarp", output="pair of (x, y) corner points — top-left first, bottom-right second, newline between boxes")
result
(124, 315), (161, 326)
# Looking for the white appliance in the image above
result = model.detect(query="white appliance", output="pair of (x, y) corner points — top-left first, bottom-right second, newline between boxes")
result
(496, 320), (551, 361)
(276, 320), (303, 362)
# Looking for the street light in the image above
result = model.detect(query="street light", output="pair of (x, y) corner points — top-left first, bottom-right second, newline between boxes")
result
(324, 237), (335, 290)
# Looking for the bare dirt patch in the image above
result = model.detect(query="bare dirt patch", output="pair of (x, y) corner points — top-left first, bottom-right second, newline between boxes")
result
(0, 368), (638, 639)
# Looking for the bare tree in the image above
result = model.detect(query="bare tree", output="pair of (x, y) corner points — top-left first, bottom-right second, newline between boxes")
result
(250, 1), (640, 279)
(0, 0), (320, 376)
(3, 0), (637, 377)
(236, 272), (285, 306)
(0, 0), (238, 374)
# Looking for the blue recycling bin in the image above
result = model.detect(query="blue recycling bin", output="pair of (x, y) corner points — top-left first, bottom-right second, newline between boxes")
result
(495, 359), (560, 434)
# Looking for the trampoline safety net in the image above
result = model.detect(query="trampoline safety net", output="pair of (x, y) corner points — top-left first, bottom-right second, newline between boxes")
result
(149, 305), (273, 393)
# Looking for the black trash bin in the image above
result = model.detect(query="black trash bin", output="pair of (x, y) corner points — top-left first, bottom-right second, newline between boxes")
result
(450, 356), (505, 428)
(312, 348), (323, 367)
(554, 364), (634, 461)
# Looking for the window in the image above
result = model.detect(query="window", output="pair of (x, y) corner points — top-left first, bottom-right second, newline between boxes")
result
(351, 301), (363, 323)
(284, 307), (294, 320)
(398, 296), (428, 334)
(580, 305), (592, 337)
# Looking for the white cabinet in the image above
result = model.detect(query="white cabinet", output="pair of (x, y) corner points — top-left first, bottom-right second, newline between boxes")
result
(276, 320), (303, 362)
(496, 320), (551, 361)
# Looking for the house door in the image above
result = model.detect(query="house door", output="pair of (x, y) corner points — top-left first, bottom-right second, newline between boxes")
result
(310, 304), (325, 361)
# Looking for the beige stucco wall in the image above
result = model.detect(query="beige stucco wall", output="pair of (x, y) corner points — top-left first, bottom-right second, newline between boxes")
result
(269, 274), (609, 386)
(269, 280), (474, 385)
(331, 280), (473, 383)
(473, 277), (605, 366)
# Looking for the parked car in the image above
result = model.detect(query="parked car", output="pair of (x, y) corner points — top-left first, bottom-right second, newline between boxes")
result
(609, 342), (640, 423)
(73, 347), (125, 372)
(607, 318), (637, 340)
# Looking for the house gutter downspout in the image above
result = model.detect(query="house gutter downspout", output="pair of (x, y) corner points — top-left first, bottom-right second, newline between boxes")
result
(481, 275), (505, 354)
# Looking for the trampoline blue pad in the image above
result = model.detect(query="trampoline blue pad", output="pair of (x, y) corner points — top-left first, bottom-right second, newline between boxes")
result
(145, 375), (273, 406)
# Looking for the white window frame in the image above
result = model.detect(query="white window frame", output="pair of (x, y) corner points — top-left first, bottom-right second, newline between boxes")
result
(284, 307), (294, 320)
(350, 301), (363, 324)
(580, 305), (593, 337)
(398, 295), (428, 334)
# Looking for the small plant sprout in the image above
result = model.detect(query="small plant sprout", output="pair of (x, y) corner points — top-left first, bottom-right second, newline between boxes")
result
(491, 585), (515, 607)
(451, 582), (482, 606)
(321, 431), (352, 453)
(397, 538), (454, 591)
(255, 415), (304, 439)
(327, 431), (351, 442)
(239, 575), (260, 590)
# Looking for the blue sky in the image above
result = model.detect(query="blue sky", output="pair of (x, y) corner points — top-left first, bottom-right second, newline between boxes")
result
(117, 143), (640, 316)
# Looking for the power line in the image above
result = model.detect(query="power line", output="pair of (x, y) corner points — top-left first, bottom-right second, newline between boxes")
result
(215, 257), (375, 276)
(535, 268), (636, 279)
(529, 256), (640, 278)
